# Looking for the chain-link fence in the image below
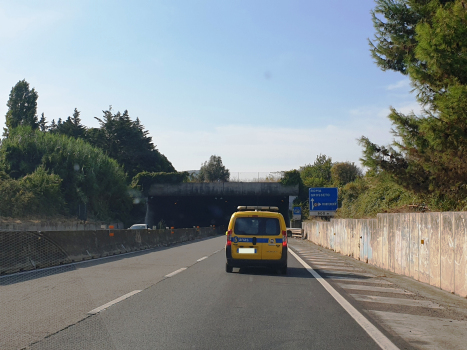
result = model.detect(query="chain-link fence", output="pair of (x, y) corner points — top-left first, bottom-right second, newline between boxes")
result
(228, 172), (284, 182)
(0, 231), (69, 275)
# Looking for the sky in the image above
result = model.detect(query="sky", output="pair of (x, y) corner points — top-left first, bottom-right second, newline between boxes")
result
(0, 0), (421, 173)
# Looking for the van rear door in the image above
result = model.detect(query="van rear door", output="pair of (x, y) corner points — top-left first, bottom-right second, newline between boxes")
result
(231, 216), (262, 260)
(258, 217), (282, 260)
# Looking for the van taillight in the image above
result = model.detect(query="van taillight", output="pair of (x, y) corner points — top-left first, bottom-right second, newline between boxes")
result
(227, 230), (232, 246)
(282, 230), (287, 247)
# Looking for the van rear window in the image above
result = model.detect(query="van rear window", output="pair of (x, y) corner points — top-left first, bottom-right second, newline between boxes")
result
(234, 217), (280, 236)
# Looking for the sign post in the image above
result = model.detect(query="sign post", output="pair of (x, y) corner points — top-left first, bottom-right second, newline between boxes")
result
(292, 206), (302, 220)
(309, 187), (338, 217)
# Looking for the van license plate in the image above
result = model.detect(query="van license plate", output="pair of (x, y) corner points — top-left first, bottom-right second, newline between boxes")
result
(238, 248), (256, 254)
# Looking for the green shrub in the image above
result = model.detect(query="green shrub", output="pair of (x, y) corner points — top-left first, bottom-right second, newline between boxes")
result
(0, 126), (131, 220)
(0, 167), (64, 217)
(131, 171), (189, 195)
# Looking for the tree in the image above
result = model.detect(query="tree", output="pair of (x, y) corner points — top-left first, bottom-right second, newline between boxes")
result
(38, 113), (47, 132)
(4, 79), (39, 136)
(300, 154), (333, 188)
(331, 162), (362, 187)
(50, 108), (86, 139)
(198, 155), (230, 182)
(87, 107), (175, 179)
(369, 0), (454, 75)
(0, 126), (132, 220)
(362, 0), (467, 207)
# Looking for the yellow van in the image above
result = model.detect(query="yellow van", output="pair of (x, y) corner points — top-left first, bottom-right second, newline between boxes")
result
(225, 206), (287, 274)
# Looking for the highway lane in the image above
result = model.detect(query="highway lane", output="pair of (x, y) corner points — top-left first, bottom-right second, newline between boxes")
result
(1, 236), (225, 350)
(30, 247), (385, 350)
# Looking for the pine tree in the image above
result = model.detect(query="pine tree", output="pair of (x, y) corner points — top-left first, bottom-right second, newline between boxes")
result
(4, 79), (39, 136)
(38, 113), (47, 132)
(362, 0), (467, 206)
(88, 107), (175, 179)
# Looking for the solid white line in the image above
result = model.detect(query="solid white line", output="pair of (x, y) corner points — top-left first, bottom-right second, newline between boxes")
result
(289, 248), (399, 350)
(165, 267), (187, 278)
(197, 256), (208, 262)
(88, 290), (141, 315)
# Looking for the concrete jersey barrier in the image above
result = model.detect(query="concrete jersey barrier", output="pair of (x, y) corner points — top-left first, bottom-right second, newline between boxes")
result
(0, 226), (223, 275)
(302, 212), (467, 298)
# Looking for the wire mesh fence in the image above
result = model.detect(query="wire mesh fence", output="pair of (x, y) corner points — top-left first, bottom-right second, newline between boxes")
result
(228, 172), (284, 182)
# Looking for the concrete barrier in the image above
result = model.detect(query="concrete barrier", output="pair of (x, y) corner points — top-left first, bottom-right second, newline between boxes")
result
(0, 226), (223, 275)
(302, 212), (467, 298)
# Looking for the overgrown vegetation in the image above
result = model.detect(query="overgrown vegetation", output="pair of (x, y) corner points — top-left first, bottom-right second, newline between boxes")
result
(131, 171), (189, 195)
(0, 79), (176, 222)
(0, 127), (132, 220)
(361, 0), (467, 211)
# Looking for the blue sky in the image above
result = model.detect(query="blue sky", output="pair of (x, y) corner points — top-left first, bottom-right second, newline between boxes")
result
(0, 1), (420, 172)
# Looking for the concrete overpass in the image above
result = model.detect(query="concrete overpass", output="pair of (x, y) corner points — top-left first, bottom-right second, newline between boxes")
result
(145, 182), (299, 228)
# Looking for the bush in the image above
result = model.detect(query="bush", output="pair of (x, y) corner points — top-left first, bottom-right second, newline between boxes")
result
(0, 167), (64, 217)
(0, 126), (132, 220)
(131, 171), (189, 194)
(337, 173), (421, 218)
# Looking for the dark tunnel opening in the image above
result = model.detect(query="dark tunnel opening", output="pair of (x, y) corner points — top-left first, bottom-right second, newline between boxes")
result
(146, 195), (291, 229)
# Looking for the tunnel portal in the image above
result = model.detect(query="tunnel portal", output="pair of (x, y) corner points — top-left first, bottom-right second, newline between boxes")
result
(146, 182), (299, 229)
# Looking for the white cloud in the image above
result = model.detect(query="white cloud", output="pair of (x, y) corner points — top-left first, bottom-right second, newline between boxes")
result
(387, 79), (411, 91)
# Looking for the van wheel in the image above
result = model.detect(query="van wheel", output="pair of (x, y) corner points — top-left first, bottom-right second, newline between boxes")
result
(280, 266), (287, 275)
(226, 263), (233, 273)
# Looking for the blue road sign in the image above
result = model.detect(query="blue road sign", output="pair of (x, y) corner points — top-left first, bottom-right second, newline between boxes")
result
(309, 188), (338, 216)
(293, 206), (301, 220)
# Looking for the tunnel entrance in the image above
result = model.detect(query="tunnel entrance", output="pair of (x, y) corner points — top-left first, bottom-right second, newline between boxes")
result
(145, 183), (299, 229)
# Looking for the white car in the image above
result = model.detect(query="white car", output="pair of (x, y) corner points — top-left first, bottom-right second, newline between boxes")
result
(129, 224), (148, 230)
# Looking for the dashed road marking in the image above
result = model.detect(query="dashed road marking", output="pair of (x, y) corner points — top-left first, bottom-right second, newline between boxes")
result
(311, 265), (358, 271)
(165, 267), (187, 278)
(317, 270), (375, 277)
(329, 277), (393, 284)
(197, 256), (208, 262)
(338, 284), (414, 295)
(88, 290), (141, 315)
(350, 294), (443, 308)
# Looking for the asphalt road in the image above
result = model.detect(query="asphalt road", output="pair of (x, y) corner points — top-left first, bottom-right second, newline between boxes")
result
(28, 240), (381, 350)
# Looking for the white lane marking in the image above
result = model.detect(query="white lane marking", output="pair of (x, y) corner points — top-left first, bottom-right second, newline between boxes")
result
(165, 267), (187, 278)
(350, 294), (443, 309)
(197, 256), (208, 262)
(338, 284), (414, 295)
(289, 248), (399, 350)
(88, 290), (141, 315)
(310, 265), (357, 271)
(301, 254), (340, 259)
(317, 269), (375, 277)
(331, 277), (393, 284)
(308, 261), (351, 265)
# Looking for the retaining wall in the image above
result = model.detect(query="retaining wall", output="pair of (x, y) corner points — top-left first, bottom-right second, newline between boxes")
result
(303, 212), (467, 298)
(0, 226), (222, 275)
